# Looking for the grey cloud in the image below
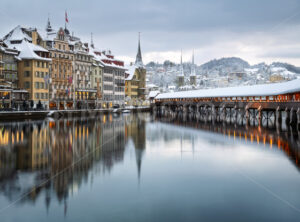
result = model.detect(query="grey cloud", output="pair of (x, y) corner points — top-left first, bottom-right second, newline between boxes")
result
(0, 0), (300, 64)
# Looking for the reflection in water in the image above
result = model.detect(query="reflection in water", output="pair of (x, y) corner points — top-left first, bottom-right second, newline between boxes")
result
(0, 113), (300, 221)
(154, 113), (300, 170)
(0, 114), (146, 214)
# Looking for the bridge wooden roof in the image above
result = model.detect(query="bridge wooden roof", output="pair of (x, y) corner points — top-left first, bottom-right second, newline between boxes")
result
(156, 79), (300, 99)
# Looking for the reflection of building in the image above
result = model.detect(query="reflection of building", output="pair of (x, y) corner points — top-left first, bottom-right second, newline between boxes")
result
(16, 124), (49, 170)
(0, 115), (149, 213)
(125, 114), (146, 180)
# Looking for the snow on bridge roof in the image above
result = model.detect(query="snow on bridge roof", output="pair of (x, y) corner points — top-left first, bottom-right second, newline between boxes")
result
(156, 78), (300, 99)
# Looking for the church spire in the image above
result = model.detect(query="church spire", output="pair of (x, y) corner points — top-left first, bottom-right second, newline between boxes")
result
(91, 32), (94, 49)
(46, 14), (53, 32)
(191, 49), (196, 76)
(135, 32), (143, 67)
(179, 49), (184, 76)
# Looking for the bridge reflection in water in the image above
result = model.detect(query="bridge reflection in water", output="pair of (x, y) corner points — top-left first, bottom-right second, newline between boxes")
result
(154, 111), (300, 170)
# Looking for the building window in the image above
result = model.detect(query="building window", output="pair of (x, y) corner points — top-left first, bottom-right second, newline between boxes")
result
(24, 81), (30, 88)
(24, 61), (30, 67)
(24, 71), (30, 77)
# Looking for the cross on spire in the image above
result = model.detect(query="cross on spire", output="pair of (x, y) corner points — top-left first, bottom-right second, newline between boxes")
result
(135, 32), (144, 67)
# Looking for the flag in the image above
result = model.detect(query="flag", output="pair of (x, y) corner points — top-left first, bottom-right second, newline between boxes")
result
(65, 11), (69, 23)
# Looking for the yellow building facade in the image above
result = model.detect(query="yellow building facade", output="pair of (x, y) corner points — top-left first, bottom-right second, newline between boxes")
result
(3, 26), (51, 108)
(18, 59), (50, 108)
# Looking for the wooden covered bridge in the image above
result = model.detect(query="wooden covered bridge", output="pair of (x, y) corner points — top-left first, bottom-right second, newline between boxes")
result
(154, 79), (300, 127)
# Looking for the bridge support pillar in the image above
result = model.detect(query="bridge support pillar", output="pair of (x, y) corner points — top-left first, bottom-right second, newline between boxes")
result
(245, 108), (250, 126)
(211, 105), (216, 123)
(258, 109), (262, 126)
(222, 107), (226, 123)
(290, 108), (297, 128)
(285, 108), (290, 126)
(276, 107), (282, 125)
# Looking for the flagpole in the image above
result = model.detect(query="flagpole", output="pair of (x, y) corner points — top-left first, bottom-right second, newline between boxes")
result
(65, 10), (66, 30)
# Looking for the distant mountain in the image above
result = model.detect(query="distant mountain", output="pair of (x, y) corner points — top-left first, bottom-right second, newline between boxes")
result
(199, 57), (250, 74)
(271, 62), (300, 74)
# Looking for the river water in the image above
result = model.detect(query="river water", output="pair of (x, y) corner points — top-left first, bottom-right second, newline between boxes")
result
(0, 113), (300, 221)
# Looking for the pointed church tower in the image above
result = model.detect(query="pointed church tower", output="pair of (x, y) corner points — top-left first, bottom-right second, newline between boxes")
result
(46, 15), (53, 32)
(191, 50), (196, 76)
(90, 32), (94, 49)
(190, 50), (197, 86)
(135, 32), (144, 67)
(177, 50), (185, 88)
(180, 49), (184, 76)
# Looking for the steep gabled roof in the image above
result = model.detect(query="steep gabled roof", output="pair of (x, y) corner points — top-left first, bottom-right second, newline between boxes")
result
(3, 25), (32, 43)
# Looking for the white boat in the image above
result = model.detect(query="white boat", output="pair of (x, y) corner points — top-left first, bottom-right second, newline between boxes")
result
(122, 109), (131, 113)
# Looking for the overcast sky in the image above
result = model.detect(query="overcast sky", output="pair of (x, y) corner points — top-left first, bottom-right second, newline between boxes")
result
(1, 0), (300, 66)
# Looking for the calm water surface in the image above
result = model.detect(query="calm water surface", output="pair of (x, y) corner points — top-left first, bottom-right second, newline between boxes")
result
(0, 113), (300, 222)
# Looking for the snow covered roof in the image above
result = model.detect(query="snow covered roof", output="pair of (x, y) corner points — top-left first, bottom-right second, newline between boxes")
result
(37, 29), (57, 42)
(3, 26), (32, 42)
(7, 40), (51, 61)
(89, 47), (125, 70)
(156, 78), (300, 99)
(148, 90), (160, 98)
(18, 42), (50, 61)
(125, 65), (137, 80)
(147, 83), (158, 88)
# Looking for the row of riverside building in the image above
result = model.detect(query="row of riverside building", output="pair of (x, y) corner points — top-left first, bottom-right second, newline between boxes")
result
(0, 19), (146, 110)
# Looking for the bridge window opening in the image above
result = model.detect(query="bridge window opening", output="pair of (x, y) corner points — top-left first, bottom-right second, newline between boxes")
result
(255, 97), (260, 101)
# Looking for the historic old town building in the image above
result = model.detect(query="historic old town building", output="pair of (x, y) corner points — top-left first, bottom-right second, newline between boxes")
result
(90, 39), (104, 108)
(90, 46), (125, 108)
(0, 40), (18, 88)
(39, 23), (75, 109)
(125, 35), (147, 105)
(0, 18), (134, 110)
(3, 26), (51, 109)
(72, 40), (95, 109)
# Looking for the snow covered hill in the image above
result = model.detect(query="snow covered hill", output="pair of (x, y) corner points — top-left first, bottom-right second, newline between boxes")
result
(145, 57), (300, 92)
